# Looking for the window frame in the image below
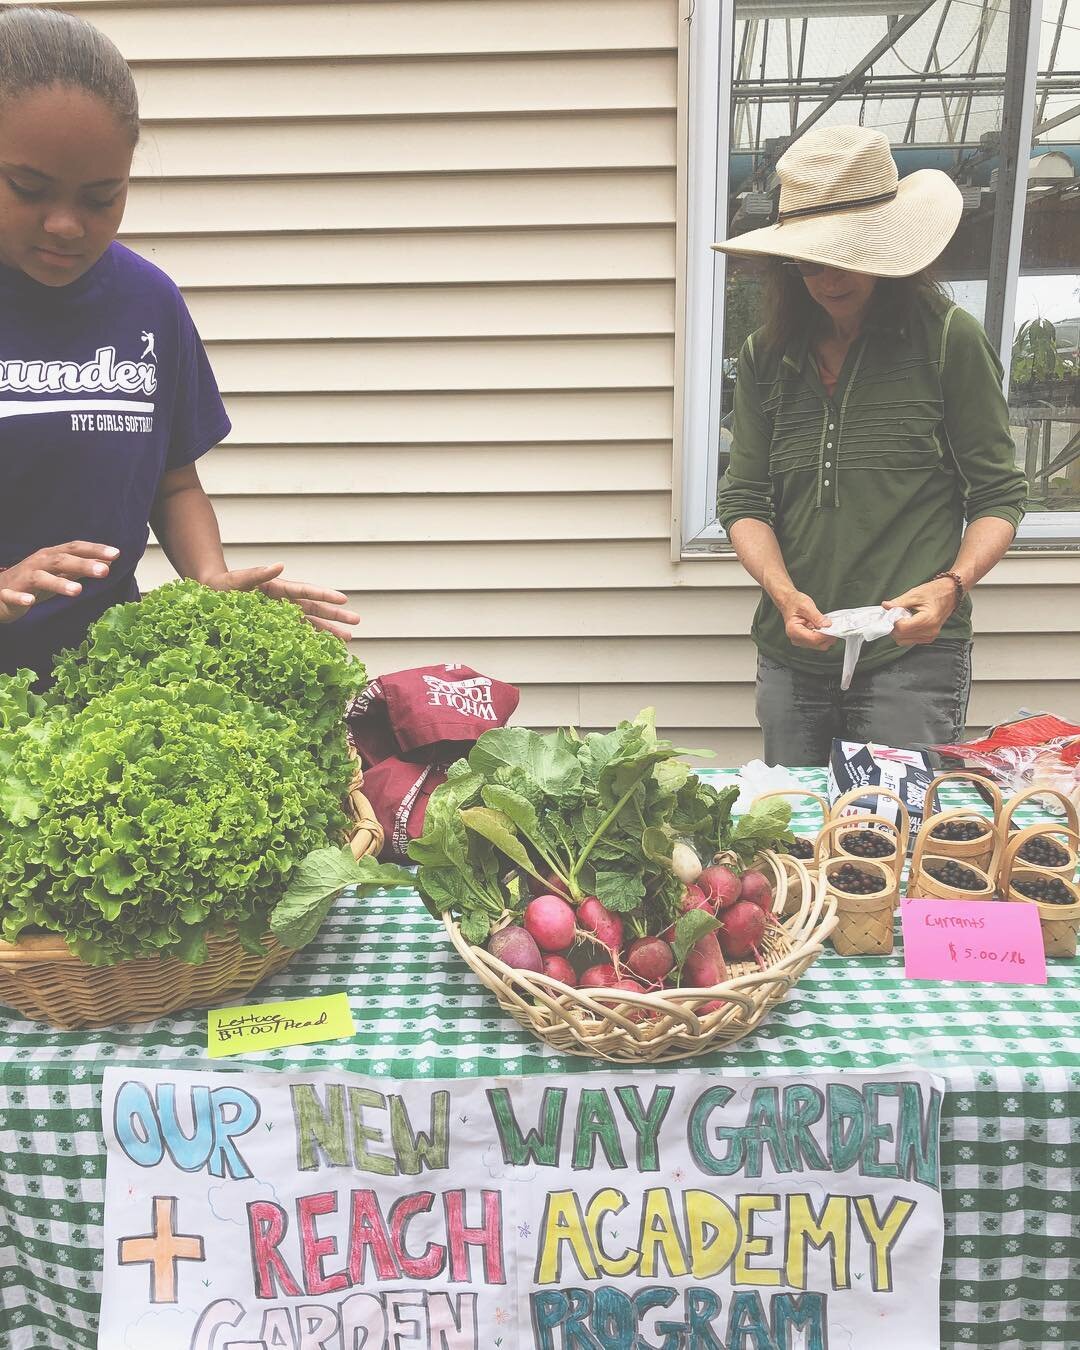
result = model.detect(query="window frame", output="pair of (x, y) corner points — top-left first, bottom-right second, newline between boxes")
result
(676, 0), (1079, 556)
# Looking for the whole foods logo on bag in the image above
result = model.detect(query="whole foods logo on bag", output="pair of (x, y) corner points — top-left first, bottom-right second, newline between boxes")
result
(421, 673), (498, 721)
(99, 1065), (946, 1350)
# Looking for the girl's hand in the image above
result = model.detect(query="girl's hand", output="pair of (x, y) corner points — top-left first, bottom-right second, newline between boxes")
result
(778, 591), (836, 651)
(204, 563), (360, 641)
(0, 542), (118, 623)
(882, 580), (956, 645)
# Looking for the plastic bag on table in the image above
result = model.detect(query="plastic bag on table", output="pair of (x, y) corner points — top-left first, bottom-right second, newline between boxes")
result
(819, 605), (912, 690)
(732, 759), (809, 814)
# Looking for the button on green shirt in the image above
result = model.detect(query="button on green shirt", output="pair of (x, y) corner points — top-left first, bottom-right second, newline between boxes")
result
(716, 295), (1027, 675)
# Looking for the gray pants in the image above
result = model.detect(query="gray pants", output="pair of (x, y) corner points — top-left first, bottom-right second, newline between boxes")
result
(756, 640), (973, 767)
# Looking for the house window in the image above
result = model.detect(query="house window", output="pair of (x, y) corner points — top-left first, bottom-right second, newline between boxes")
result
(680, 0), (1080, 551)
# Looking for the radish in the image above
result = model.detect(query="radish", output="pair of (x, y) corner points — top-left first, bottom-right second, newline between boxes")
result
(698, 864), (742, 911)
(739, 869), (773, 913)
(580, 962), (619, 989)
(680, 883), (711, 913)
(529, 868), (570, 899)
(541, 954), (578, 987)
(672, 842), (703, 885)
(626, 937), (674, 985)
(697, 998), (726, 1014)
(577, 897), (623, 953)
(682, 931), (728, 988)
(524, 895), (576, 953)
(719, 900), (767, 960)
(486, 925), (543, 973)
(612, 975), (652, 1021)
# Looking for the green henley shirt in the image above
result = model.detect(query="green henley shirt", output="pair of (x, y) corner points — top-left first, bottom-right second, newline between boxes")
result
(716, 294), (1028, 675)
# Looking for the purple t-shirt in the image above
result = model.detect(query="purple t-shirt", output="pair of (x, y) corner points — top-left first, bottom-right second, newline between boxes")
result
(0, 242), (230, 679)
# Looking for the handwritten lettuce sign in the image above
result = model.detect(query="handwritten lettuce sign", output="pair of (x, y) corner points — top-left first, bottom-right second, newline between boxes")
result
(99, 1066), (944, 1349)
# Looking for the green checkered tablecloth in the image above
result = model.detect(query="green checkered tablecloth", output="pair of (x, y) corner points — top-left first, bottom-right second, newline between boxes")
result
(1, 769), (1077, 1350)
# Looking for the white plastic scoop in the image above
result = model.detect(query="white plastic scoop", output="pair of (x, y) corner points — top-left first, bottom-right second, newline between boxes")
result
(819, 605), (912, 690)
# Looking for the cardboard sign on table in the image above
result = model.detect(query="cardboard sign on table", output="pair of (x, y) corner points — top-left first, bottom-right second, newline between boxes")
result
(99, 1065), (945, 1349)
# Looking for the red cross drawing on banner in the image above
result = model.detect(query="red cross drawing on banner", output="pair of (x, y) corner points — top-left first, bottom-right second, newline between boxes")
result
(118, 1196), (205, 1303)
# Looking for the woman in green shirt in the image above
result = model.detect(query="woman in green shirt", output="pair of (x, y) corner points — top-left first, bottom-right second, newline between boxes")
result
(715, 125), (1027, 766)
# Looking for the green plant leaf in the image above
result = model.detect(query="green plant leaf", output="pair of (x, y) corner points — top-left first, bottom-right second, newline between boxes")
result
(460, 910), (491, 944)
(595, 869), (646, 914)
(270, 846), (412, 949)
(728, 798), (793, 863)
(460, 806), (540, 877)
(641, 826), (674, 869)
(672, 910), (722, 965)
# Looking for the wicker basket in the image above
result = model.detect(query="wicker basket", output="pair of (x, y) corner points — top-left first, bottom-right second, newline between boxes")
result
(750, 789), (829, 916)
(1001, 787), (1079, 881)
(444, 851), (837, 1063)
(816, 818), (901, 955)
(1000, 824), (1080, 958)
(829, 786), (911, 870)
(921, 770), (1001, 871)
(0, 759), (383, 1029)
(907, 809), (997, 901)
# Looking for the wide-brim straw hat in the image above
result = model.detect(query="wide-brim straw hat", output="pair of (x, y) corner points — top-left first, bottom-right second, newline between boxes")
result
(712, 124), (963, 277)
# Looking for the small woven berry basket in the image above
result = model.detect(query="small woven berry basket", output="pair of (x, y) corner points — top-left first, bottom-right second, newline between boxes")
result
(921, 770), (1001, 872)
(0, 757), (383, 1030)
(907, 809), (997, 901)
(828, 785), (911, 871)
(1001, 787), (1079, 882)
(999, 824), (1080, 958)
(444, 851), (837, 1063)
(817, 819), (901, 955)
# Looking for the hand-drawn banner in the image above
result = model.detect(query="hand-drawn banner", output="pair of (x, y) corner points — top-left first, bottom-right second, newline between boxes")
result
(99, 1065), (945, 1349)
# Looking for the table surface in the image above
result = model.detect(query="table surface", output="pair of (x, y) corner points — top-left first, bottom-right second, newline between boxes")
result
(1, 769), (1078, 1350)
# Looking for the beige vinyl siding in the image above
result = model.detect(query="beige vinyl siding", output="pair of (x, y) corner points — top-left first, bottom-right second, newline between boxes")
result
(52, 0), (1073, 762)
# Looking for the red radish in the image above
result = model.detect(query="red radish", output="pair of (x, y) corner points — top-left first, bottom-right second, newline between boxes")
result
(663, 883), (712, 940)
(523, 895), (576, 953)
(682, 931), (728, 988)
(529, 869), (571, 899)
(698, 864), (742, 911)
(580, 963), (619, 989)
(719, 900), (767, 960)
(612, 976), (652, 1021)
(541, 954), (578, 987)
(739, 869), (773, 913)
(577, 897), (623, 953)
(626, 937), (674, 985)
(680, 883), (711, 913)
(697, 998), (726, 1014)
(486, 925), (543, 973)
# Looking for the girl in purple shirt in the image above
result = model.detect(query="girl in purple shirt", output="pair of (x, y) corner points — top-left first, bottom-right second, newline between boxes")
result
(0, 7), (358, 681)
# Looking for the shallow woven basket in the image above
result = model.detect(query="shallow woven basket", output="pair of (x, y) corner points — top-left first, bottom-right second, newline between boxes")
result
(445, 851), (837, 1063)
(817, 819), (901, 956)
(921, 770), (1001, 871)
(0, 756), (383, 1030)
(1000, 824), (1080, 958)
(907, 808), (998, 901)
(1002, 787), (1079, 881)
(751, 789), (828, 917)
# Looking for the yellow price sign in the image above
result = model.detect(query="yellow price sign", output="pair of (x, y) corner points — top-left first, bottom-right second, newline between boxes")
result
(207, 993), (355, 1058)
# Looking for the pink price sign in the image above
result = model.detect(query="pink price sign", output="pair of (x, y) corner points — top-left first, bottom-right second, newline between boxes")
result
(901, 899), (1047, 985)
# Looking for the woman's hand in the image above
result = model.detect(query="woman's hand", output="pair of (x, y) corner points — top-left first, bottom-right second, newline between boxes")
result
(882, 579), (956, 646)
(778, 591), (836, 651)
(0, 542), (119, 622)
(203, 563), (360, 641)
